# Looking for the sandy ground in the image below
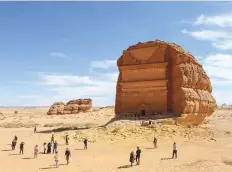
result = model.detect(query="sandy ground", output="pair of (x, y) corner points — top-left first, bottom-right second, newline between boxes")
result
(0, 107), (232, 172)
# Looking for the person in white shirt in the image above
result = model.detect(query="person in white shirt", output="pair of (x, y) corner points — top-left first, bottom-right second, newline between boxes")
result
(54, 151), (59, 168)
(172, 142), (177, 159)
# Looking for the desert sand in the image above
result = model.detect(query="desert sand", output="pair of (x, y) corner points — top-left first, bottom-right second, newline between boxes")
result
(0, 107), (232, 172)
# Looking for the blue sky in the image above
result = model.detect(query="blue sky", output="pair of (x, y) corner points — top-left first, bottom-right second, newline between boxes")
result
(0, 2), (232, 106)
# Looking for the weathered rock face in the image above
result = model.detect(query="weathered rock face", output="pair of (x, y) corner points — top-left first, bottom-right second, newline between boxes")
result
(47, 99), (92, 115)
(115, 40), (216, 125)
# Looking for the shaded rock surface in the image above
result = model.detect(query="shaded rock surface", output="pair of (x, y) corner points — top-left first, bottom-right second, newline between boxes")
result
(115, 40), (216, 125)
(47, 99), (92, 115)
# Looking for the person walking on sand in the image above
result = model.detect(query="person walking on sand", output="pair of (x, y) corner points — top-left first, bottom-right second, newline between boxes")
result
(53, 141), (58, 153)
(43, 142), (47, 154)
(136, 147), (141, 165)
(20, 142), (24, 154)
(12, 139), (16, 150)
(65, 148), (71, 165)
(34, 145), (39, 158)
(172, 142), (177, 159)
(65, 134), (69, 145)
(84, 138), (88, 150)
(153, 136), (157, 148)
(47, 142), (52, 154)
(129, 151), (135, 167)
(34, 126), (37, 133)
(54, 151), (59, 168)
(51, 134), (54, 144)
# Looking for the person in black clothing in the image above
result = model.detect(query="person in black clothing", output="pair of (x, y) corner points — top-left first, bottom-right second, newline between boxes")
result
(43, 142), (47, 154)
(65, 148), (71, 165)
(65, 135), (69, 145)
(20, 142), (24, 154)
(53, 141), (58, 153)
(47, 142), (52, 154)
(136, 147), (141, 165)
(34, 126), (37, 133)
(84, 138), (88, 150)
(12, 139), (17, 150)
(129, 151), (135, 167)
(153, 136), (157, 148)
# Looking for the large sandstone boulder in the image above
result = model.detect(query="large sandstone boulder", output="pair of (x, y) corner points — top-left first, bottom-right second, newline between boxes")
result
(47, 102), (65, 115)
(47, 99), (92, 115)
(115, 40), (216, 125)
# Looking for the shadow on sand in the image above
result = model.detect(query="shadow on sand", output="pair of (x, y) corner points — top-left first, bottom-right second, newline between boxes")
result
(145, 148), (156, 150)
(22, 157), (34, 159)
(40, 164), (66, 170)
(37, 127), (89, 134)
(160, 157), (173, 160)
(118, 165), (131, 169)
(9, 153), (20, 156)
(75, 148), (85, 151)
(1, 149), (12, 151)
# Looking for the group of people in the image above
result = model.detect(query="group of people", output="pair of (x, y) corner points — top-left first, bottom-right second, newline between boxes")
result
(129, 137), (177, 167)
(10, 133), (89, 168)
(10, 132), (177, 169)
(129, 147), (142, 167)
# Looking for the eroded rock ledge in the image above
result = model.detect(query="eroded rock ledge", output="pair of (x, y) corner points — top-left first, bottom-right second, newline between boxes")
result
(115, 40), (216, 125)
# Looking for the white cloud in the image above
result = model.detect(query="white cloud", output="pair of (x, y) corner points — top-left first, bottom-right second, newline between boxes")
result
(38, 73), (93, 86)
(49, 52), (68, 58)
(201, 53), (232, 83)
(32, 70), (118, 106)
(181, 29), (231, 41)
(182, 29), (232, 50)
(90, 60), (117, 70)
(182, 13), (232, 50)
(194, 14), (232, 27)
(212, 39), (232, 50)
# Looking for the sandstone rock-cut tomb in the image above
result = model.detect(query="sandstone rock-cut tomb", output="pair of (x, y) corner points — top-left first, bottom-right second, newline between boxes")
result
(115, 40), (216, 125)
(47, 99), (92, 115)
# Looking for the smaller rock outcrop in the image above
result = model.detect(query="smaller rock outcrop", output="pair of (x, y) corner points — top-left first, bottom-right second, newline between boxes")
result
(47, 99), (92, 115)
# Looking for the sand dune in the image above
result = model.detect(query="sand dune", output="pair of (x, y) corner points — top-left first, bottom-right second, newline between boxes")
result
(0, 107), (232, 172)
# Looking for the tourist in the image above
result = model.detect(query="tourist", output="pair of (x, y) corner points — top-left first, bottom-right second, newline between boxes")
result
(14, 135), (18, 142)
(136, 147), (141, 165)
(12, 139), (16, 150)
(43, 142), (47, 154)
(34, 145), (39, 158)
(54, 151), (59, 168)
(84, 138), (88, 150)
(129, 151), (135, 167)
(53, 141), (58, 153)
(65, 134), (69, 145)
(172, 142), (177, 159)
(65, 148), (71, 165)
(20, 142), (24, 154)
(47, 142), (52, 154)
(34, 126), (37, 133)
(51, 134), (54, 144)
(153, 136), (157, 148)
